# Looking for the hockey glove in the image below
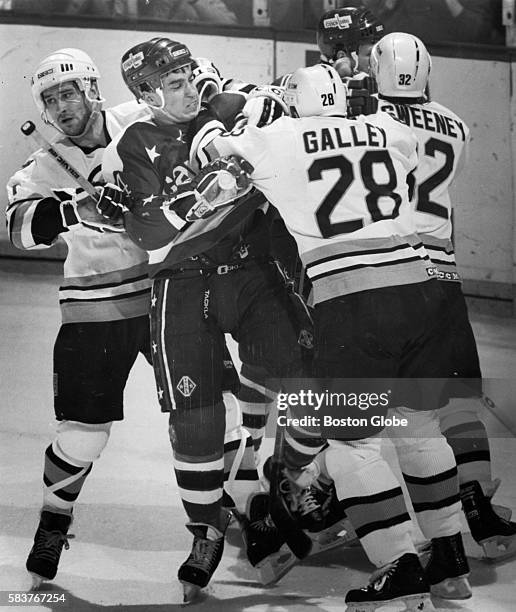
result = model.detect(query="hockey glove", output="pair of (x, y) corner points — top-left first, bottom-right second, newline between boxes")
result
(192, 57), (224, 106)
(167, 156), (254, 222)
(53, 187), (124, 233)
(346, 77), (378, 118)
(96, 183), (130, 220)
(243, 85), (289, 127)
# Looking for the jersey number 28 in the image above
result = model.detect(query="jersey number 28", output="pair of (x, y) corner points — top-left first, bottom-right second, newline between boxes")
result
(309, 151), (402, 238)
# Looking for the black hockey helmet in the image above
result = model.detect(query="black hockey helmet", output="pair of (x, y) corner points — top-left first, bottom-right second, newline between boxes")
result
(357, 8), (385, 43)
(121, 37), (193, 100)
(317, 7), (361, 61)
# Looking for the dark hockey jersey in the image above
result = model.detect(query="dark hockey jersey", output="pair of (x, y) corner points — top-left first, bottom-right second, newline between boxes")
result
(102, 94), (272, 277)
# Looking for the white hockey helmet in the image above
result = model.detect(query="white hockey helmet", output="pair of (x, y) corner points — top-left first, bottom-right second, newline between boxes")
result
(31, 48), (102, 118)
(370, 32), (432, 98)
(284, 64), (347, 118)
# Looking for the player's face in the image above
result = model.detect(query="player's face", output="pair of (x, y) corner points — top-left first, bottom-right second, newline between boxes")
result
(41, 82), (90, 136)
(161, 66), (199, 123)
(357, 42), (375, 73)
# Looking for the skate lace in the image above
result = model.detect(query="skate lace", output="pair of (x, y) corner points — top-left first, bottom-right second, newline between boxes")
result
(298, 488), (321, 517)
(187, 537), (220, 572)
(368, 561), (398, 591)
(33, 528), (74, 562)
(250, 513), (276, 534)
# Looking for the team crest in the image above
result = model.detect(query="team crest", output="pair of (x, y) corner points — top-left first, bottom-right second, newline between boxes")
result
(177, 375), (196, 397)
(298, 329), (314, 349)
(323, 14), (352, 30)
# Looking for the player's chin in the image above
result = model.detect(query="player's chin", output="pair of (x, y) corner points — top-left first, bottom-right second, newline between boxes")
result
(58, 119), (84, 136)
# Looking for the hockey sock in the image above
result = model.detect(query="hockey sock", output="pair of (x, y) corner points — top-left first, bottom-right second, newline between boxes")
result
(325, 439), (416, 567)
(239, 374), (275, 453)
(170, 402), (226, 529)
(390, 407), (462, 539)
(42, 420), (111, 513)
(42, 442), (92, 514)
(439, 397), (491, 488)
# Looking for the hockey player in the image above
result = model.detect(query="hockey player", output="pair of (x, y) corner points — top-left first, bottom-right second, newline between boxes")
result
(371, 31), (516, 562)
(6, 48), (153, 587)
(101, 37), (322, 601)
(172, 63), (473, 611)
(317, 5), (384, 78)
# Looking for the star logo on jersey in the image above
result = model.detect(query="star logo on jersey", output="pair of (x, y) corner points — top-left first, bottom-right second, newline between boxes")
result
(152, 341), (157, 353)
(142, 194), (156, 206)
(157, 387), (164, 401)
(177, 376), (196, 398)
(145, 145), (161, 163)
(151, 295), (157, 307)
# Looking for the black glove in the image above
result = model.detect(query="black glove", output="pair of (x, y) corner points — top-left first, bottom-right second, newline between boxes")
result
(347, 77), (378, 118)
(96, 183), (130, 221)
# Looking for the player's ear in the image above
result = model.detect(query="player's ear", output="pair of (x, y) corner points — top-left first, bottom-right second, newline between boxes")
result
(141, 90), (160, 106)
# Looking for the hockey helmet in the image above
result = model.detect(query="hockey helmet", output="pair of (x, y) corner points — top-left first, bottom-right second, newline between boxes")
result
(284, 64), (347, 118)
(370, 32), (432, 98)
(121, 37), (193, 101)
(357, 8), (385, 44)
(31, 48), (101, 117)
(317, 7), (361, 62)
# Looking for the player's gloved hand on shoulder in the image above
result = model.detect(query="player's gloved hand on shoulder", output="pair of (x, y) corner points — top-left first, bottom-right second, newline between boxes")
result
(168, 156), (254, 222)
(96, 183), (130, 221)
(243, 85), (289, 127)
(346, 76), (378, 118)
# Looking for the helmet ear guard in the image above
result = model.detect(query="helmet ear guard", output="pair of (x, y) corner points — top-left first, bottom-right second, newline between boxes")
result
(370, 32), (432, 98)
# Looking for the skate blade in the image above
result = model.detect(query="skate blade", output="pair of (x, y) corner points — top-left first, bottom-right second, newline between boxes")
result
(256, 546), (297, 586)
(309, 519), (359, 555)
(492, 504), (512, 522)
(345, 593), (435, 612)
(481, 535), (516, 562)
(28, 572), (46, 590)
(180, 580), (207, 604)
(430, 575), (472, 600)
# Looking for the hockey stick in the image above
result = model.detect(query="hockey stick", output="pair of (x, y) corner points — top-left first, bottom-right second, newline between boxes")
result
(268, 421), (313, 559)
(21, 121), (97, 198)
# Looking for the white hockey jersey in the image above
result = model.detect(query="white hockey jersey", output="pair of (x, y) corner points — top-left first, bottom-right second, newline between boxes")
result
(6, 101), (153, 323)
(378, 99), (470, 282)
(212, 112), (435, 304)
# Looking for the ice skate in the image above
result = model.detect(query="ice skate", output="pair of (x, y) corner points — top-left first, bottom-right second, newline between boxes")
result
(26, 510), (73, 588)
(486, 478), (512, 522)
(460, 480), (516, 561)
(263, 456), (325, 531)
(345, 553), (435, 612)
(241, 492), (297, 585)
(178, 512), (231, 603)
(424, 532), (471, 599)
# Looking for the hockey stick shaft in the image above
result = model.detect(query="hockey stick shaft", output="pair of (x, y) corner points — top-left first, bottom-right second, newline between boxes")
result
(21, 121), (97, 198)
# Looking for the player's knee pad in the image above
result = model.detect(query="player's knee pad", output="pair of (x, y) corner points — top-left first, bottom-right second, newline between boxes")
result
(55, 420), (112, 463)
